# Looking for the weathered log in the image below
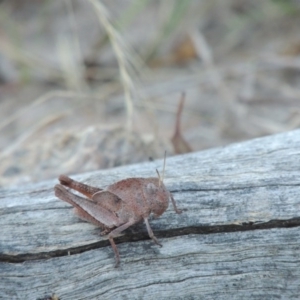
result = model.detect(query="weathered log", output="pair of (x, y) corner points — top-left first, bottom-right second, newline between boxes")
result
(1, 130), (300, 299)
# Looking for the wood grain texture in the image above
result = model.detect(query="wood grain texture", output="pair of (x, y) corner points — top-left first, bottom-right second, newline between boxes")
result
(1, 129), (300, 299)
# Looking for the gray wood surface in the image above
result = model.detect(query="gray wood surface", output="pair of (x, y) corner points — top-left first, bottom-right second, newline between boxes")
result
(1, 130), (300, 299)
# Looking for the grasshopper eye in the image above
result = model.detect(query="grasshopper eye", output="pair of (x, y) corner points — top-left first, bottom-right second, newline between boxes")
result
(146, 182), (157, 194)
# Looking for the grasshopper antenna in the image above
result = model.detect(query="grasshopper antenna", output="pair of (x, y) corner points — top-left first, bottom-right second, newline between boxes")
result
(156, 169), (161, 187)
(161, 151), (167, 183)
(156, 151), (167, 187)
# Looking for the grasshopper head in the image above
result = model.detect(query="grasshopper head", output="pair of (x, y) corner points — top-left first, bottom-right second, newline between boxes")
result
(144, 178), (170, 217)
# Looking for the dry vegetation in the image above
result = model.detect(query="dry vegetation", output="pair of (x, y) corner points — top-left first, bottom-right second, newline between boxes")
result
(1, 0), (300, 187)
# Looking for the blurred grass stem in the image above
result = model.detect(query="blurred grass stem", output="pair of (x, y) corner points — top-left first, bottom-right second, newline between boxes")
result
(88, 0), (134, 132)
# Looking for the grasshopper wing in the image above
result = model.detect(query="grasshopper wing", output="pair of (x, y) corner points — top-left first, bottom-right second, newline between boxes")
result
(55, 184), (123, 228)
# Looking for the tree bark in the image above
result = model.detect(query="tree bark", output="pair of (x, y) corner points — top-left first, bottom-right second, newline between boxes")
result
(1, 130), (300, 299)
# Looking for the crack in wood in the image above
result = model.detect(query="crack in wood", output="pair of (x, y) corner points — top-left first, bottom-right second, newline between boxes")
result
(172, 183), (300, 193)
(1, 217), (299, 264)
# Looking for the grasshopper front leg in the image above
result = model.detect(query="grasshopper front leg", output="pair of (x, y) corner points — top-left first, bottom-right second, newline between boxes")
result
(106, 219), (137, 267)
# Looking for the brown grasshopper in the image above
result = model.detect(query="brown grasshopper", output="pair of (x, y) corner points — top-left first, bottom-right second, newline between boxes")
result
(54, 158), (183, 267)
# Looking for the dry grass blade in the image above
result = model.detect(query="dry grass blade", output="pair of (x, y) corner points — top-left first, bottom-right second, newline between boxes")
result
(171, 93), (192, 154)
(88, 0), (134, 132)
(0, 90), (79, 132)
(1, 113), (66, 158)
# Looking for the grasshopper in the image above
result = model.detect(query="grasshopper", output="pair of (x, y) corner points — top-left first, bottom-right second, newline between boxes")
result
(54, 157), (183, 267)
